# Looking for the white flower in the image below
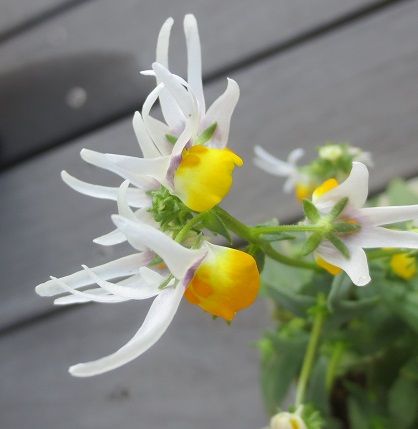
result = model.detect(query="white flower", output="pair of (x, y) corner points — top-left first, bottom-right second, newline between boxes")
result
(266, 408), (307, 429)
(64, 15), (242, 213)
(312, 162), (418, 286)
(36, 213), (259, 377)
(254, 146), (306, 193)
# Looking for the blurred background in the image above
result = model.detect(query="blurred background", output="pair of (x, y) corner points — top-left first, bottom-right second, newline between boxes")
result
(1, 0), (418, 428)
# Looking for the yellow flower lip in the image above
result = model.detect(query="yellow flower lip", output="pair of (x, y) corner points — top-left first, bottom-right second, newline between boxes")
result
(312, 178), (339, 200)
(173, 144), (243, 212)
(316, 256), (342, 276)
(184, 246), (260, 321)
(390, 253), (416, 280)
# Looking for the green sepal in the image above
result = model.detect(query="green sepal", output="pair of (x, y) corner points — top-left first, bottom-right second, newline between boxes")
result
(303, 199), (321, 223)
(300, 232), (323, 256)
(165, 134), (178, 145)
(327, 233), (350, 259)
(247, 244), (266, 272)
(332, 222), (361, 234)
(200, 211), (232, 243)
(194, 122), (217, 146)
(329, 197), (349, 220)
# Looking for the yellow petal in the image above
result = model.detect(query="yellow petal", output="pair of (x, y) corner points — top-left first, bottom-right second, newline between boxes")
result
(390, 253), (416, 280)
(174, 145), (243, 212)
(312, 178), (339, 199)
(295, 183), (313, 201)
(185, 247), (260, 321)
(316, 256), (342, 276)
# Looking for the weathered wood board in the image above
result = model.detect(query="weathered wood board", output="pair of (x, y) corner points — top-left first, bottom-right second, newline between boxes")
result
(0, 0), (376, 167)
(0, 298), (269, 429)
(1, 0), (418, 329)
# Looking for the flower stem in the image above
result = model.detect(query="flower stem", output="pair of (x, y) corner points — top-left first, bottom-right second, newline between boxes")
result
(214, 207), (319, 271)
(175, 212), (206, 243)
(295, 296), (327, 407)
(251, 224), (324, 235)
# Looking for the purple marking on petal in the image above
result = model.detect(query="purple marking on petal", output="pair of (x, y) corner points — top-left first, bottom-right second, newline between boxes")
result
(166, 154), (183, 187)
(182, 254), (207, 287)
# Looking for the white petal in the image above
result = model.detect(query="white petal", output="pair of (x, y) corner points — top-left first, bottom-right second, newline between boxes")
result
(82, 266), (160, 300)
(316, 243), (370, 286)
(314, 162), (369, 209)
(49, 277), (128, 303)
(152, 63), (195, 119)
(156, 17), (173, 68)
(139, 266), (166, 285)
(61, 171), (150, 208)
(360, 205), (418, 226)
(132, 111), (160, 158)
(80, 149), (158, 189)
(204, 78), (239, 148)
(69, 283), (185, 377)
(253, 146), (295, 176)
(104, 153), (170, 182)
(354, 226), (418, 249)
(36, 253), (152, 297)
(54, 288), (121, 305)
(287, 148), (305, 165)
(93, 229), (126, 246)
(184, 14), (205, 115)
(283, 177), (295, 193)
(112, 216), (206, 278)
(144, 116), (172, 156)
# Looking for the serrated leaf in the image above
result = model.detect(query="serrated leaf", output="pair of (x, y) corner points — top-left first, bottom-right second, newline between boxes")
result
(303, 199), (320, 222)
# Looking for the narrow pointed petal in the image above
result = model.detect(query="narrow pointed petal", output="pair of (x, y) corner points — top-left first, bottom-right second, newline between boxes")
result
(61, 171), (150, 208)
(69, 283), (185, 377)
(36, 253), (152, 296)
(317, 243), (370, 286)
(204, 79), (239, 148)
(112, 216), (206, 278)
(80, 149), (158, 189)
(93, 229), (126, 246)
(156, 17), (173, 68)
(144, 116), (172, 155)
(152, 63), (195, 119)
(82, 266), (160, 300)
(184, 14), (205, 114)
(253, 146), (295, 176)
(287, 148), (305, 165)
(49, 277), (128, 303)
(54, 288), (122, 305)
(132, 111), (160, 158)
(314, 162), (369, 209)
(104, 153), (170, 182)
(355, 226), (418, 249)
(360, 205), (418, 226)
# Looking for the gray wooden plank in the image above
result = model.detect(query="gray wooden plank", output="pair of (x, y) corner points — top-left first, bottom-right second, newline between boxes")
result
(0, 297), (269, 429)
(2, 0), (418, 329)
(0, 1), (71, 35)
(0, 0), (371, 167)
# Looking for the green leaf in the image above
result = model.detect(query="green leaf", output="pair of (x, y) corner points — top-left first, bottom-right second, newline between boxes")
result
(303, 199), (320, 223)
(329, 197), (349, 220)
(300, 232), (323, 256)
(307, 356), (330, 415)
(247, 245), (266, 272)
(388, 359), (418, 429)
(327, 233), (350, 259)
(194, 122), (217, 146)
(387, 179), (418, 206)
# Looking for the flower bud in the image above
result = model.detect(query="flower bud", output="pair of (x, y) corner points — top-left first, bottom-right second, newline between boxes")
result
(269, 411), (307, 429)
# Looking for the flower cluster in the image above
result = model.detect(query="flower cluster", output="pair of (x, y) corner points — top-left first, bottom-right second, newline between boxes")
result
(36, 15), (259, 377)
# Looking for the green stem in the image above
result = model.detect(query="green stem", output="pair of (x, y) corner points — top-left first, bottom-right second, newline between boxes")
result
(325, 342), (345, 392)
(214, 207), (319, 271)
(295, 300), (327, 407)
(251, 224), (324, 235)
(175, 212), (206, 243)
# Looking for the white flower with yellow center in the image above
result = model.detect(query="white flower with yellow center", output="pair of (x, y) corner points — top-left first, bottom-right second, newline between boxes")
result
(312, 162), (418, 286)
(254, 146), (311, 200)
(36, 214), (260, 377)
(70, 14), (242, 213)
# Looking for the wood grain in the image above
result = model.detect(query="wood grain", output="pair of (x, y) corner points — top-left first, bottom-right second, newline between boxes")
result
(0, 0), (372, 166)
(2, 0), (418, 329)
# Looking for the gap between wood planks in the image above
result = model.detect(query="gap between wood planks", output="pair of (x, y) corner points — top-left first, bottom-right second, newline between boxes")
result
(0, 0), (412, 172)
